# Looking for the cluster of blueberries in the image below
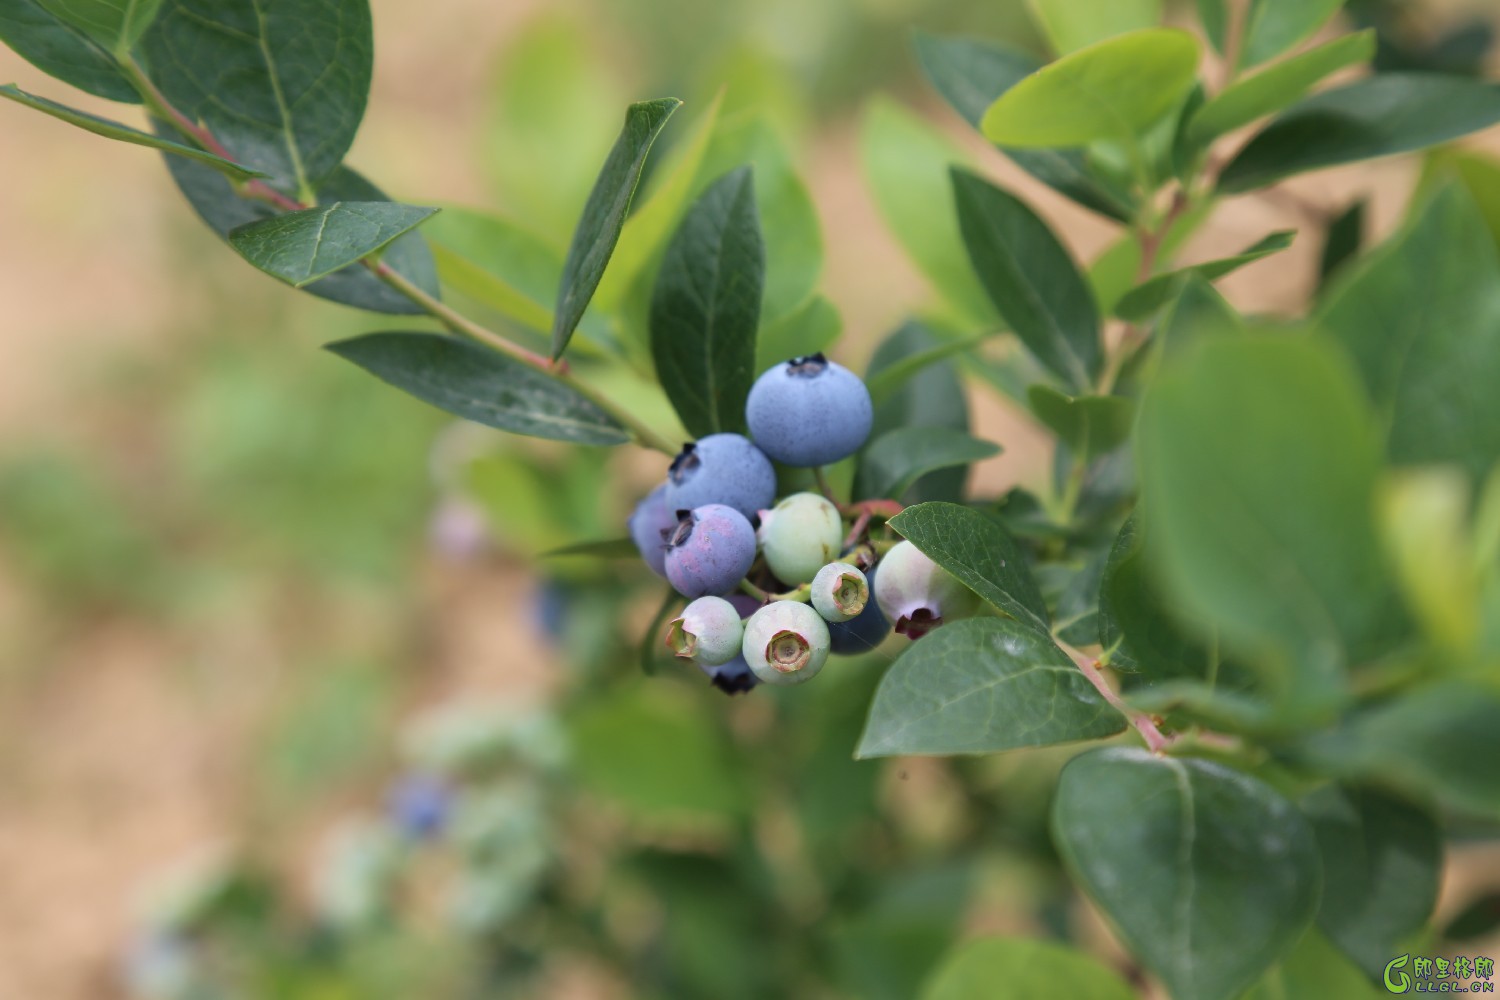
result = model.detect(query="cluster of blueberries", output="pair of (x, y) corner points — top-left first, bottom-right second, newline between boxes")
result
(628, 354), (977, 694)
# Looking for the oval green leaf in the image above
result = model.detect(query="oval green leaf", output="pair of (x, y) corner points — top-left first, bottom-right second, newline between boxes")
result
(228, 201), (437, 287)
(1114, 230), (1295, 321)
(855, 617), (1124, 759)
(922, 937), (1135, 1000)
(35, 0), (160, 53)
(1027, 0), (1161, 55)
(0, 0), (139, 101)
(325, 332), (629, 446)
(855, 427), (1000, 503)
(1053, 748), (1322, 1000)
(1239, 0), (1346, 70)
(1026, 386), (1134, 463)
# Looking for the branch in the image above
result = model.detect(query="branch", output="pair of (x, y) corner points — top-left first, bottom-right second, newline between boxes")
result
(1053, 636), (1175, 754)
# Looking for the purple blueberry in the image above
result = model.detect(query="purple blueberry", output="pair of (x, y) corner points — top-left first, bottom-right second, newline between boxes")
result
(666, 596), (745, 666)
(628, 483), (676, 577)
(699, 652), (759, 695)
(664, 434), (776, 521)
(874, 540), (980, 639)
(742, 601), (831, 685)
(828, 562), (891, 654)
(745, 354), (874, 467)
(387, 773), (451, 839)
(664, 504), (758, 599)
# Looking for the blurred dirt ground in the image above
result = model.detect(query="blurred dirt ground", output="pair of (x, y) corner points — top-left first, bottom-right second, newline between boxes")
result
(1, 1), (1498, 997)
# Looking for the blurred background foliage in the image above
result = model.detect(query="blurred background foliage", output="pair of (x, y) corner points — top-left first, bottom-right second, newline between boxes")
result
(0, 0), (1498, 997)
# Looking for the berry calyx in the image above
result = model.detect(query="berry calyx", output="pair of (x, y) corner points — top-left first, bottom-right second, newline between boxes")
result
(873, 540), (980, 639)
(810, 561), (869, 622)
(742, 601), (831, 685)
(666, 595), (744, 666)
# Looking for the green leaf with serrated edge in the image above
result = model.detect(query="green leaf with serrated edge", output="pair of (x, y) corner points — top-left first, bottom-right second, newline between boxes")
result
(863, 322), (970, 505)
(1197, 0), (1228, 53)
(35, 0), (159, 52)
(953, 170), (1100, 391)
(860, 96), (995, 326)
(552, 97), (681, 360)
(1137, 338), (1399, 712)
(855, 618), (1122, 758)
(1301, 785), (1442, 979)
(0, 0), (139, 101)
(326, 333), (629, 446)
(755, 295), (839, 374)
(539, 537), (640, 559)
(981, 29), (1201, 148)
(0, 83), (261, 179)
(855, 428), (1000, 503)
(649, 166), (763, 439)
(1219, 74), (1500, 193)
(1318, 184), (1500, 486)
(1240, 0), (1346, 70)
(162, 153), (439, 315)
(228, 201), (437, 288)
(1294, 681), (1500, 819)
(864, 334), (984, 406)
(141, 0), (373, 194)
(1053, 748), (1322, 1000)
(914, 32), (1135, 222)
(1027, 0), (1161, 55)
(921, 937), (1135, 1000)
(888, 502), (1050, 634)
(1191, 31), (1376, 144)
(1026, 386), (1133, 464)
(1318, 199), (1365, 290)
(1115, 230), (1295, 321)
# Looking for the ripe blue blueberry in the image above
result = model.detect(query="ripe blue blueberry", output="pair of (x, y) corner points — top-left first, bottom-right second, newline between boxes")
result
(874, 540), (980, 639)
(699, 652), (760, 695)
(665, 434), (776, 521)
(667, 595), (745, 666)
(664, 504), (758, 599)
(810, 561), (869, 622)
(742, 601), (831, 685)
(758, 492), (844, 584)
(627, 483), (676, 577)
(745, 354), (874, 467)
(828, 560), (891, 654)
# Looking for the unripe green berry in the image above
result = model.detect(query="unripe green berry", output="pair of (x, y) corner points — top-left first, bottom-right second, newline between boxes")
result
(666, 595), (745, 666)
(742, 601), (830, 685)
(810, 561), (868, 623)
(757, 492), (844, 585)
(874, 540), (980, 639)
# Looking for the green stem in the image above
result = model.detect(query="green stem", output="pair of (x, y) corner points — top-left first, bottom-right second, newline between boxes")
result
(738, 579), (811, 604)
(1053, 636), (1174, 754)
(813, 465), (838, 504)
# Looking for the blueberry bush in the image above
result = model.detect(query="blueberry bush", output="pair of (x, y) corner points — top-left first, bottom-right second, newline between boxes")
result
(4, 0), (1500, 996)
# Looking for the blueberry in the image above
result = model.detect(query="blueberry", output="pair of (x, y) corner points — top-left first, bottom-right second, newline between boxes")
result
(627, 483), (676, 577)
(698, 652), (760, 695)
(667, 595), (745, 666)
(665, 434), (776, 521)
(742, 601), (831, 685)
(387, 773), (451, 839)
(745, 354), (874, 467)
(810, 561), (869, 622)
(757, 492), (845, 585)
(664, 504), (758, 599)
(874, 540), (980, 639)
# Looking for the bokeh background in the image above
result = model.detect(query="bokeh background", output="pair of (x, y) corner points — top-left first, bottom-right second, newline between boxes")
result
(1, 0), (1498, 996)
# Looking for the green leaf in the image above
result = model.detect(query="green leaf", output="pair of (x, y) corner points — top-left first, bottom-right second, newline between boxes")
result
(1197, 0), (1228, 53)
(1137, 337), (1397, 710)
(833, 869), (973, 1000)
(162, 154), (440, 315)
(1423, 149), (1500, 256)
(864, 322), (970, 505)
(914, 32), (1135, 222)
(864, 334), (984, 406)
(1442, 892), (1500, 943)
(569, 683), (745, 820)
(952, 169), (1100, 391)
(1115, 230), (1295, 321)
(755, 295), (839, 374)
(228, 201), (437, 288)
(1155, 274), (1243, 359)
(1301, 785), (1442, 978)
(1318, 198), (1365, 289)
(1295, 681), (1500, 820)
(1241, 928), (1387, 1000)
(1026, 386), (1133, 463)
(1318, 184), (1500, 486)
(140, 0), (373, 193)
(325, 333), (629, 446)
(1240, 0), (1346, 70)
(1191, 30), (1375, 143)
(921, 937), (1135, 1000)
(0, 0), (139, 101)
(860, 96), (995, 325)
(649, 166), (763, 438)
(855, 617), (1123, 758)
(1219, 74), (1500, 193)
(1027, 0), (1161, 55)
(855, 428), (1000, 502)
(1053, 748), (1322, 1000)
(0, 83), (261, 179)
(35, 0), (159, 52)
(551, 97), (681, 360)
(888, 501), (1050, 634)
(539, 537), (640, 559)
(981, 29), (1202, 148)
